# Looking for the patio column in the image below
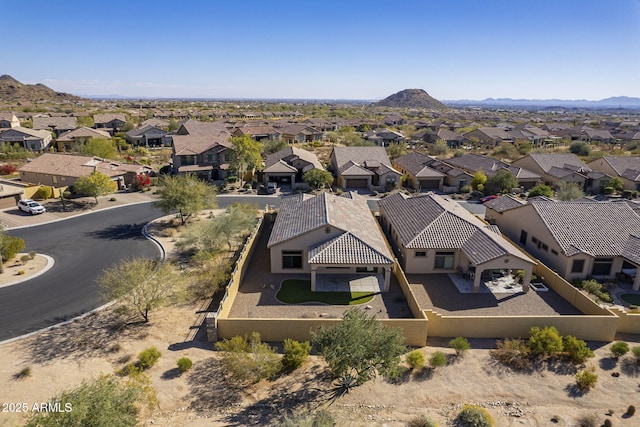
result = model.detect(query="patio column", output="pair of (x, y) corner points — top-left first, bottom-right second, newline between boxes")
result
(311, 265), (317, 292)
(633, 272), (640, 291)
(384, 266), (391, 292)
(522, 269), (532, 293)
(473, 269), (482, 293)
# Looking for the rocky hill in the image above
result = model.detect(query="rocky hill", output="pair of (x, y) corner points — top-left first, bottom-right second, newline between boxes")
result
(0, 74), (84, 103)
(373, 88), (446, 109)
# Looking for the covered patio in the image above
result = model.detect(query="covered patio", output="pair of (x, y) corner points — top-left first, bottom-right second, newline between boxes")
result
(314, 273), (383, 293)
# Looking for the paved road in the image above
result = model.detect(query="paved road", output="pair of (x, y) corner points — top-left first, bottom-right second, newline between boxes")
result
(0, 203), (163, 341)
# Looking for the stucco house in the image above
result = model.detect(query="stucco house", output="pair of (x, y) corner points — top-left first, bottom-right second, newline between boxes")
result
(364, 128), (405, 147)
(444, 153), (542, 190)
(512, 153), (607, 193)
(330, 146), (401, 192)
(379, 192), (535, 292)
(263, 146), (324, 190)
(392, 151), (445, 191)
(125, 125), (172, 147)
(278, 124), (323, 144)
(486, 197), (640, 290)
(32, 116), (77, 137)
(55, 126), (112, 151)
(464, 127), (514, 146)
(267, 192), (394, 291)
(232, 125), (280, 142)
(171, 134), (234, 181)
(0, 127), (53, 151)
(93, 113), (127, 134)
(18, 153), (151, 189)
(0, 113), (20, 128)
(587, 156), (640, 191)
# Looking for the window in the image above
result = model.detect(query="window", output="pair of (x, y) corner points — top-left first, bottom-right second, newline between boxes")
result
(282, 251), (302, 269)
(415, 251), (426, 257)
(592, 258), (613, 276)
(571, 259), (585, 273)
(356, 267), (378, 273)
(541, 243), (548, 252)
(520, 230), (528, 246)
(551, 249), (558, 255)
(434, 252), (455, 269)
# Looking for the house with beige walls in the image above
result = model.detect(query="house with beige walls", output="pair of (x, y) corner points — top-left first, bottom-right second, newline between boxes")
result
(330, 146), (401, 192)
(486, 197), (640, 290)
(267, 191), (394, 291)
(587, 156), (640, 192)
(512, 153), (606, 192)
(378, 192), (535, 292)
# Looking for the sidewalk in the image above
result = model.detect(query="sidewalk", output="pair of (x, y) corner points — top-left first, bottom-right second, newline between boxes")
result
(0, 191), (157, 229)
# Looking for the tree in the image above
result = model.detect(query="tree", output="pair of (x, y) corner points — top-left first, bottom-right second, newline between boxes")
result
(386, 142), (406, 160)
(215, 203), (258, 251)
(471, 168), (487, 191)
(73, 171), (118, 203)
(569, 141), (591, 156)
(230, 135), (263, 188)
(449, 336), (471, 357)
(429, 140), (449, 156)
(556, 181), (584, 201)
(99, 258), (177, 322)
(154, 174), (216, 226)
(527, 326), (563, 357)
(527, 184), (553, 198)
(312, 308), (406, 386)
(26, 374), (155, 427)
(80, 138), (118, 159)
(484, 169), (518, 195)
(608, 176), (624, 193)
(262, 138), (288, 155)
(303, 169), (334, 190)
(0, 231), (25, 270)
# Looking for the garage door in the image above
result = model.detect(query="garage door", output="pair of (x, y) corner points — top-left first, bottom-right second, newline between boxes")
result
(0, 195), (19, 209)
(346, 179), (368, 188)
(419, 179), (440, 190)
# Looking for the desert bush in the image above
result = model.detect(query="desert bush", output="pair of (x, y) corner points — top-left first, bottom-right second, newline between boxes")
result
(282, 339), (311, 370)
(137, 347), (161, 370)
(627, 405), (636, 416)
(14, 366), (31, 380)
(604, 418), (612, 427)
(20, 254), (31, 265)
(449, 337), (471, 357)
(576, 414), (597, 427)
(490, 338), (531, 370)
(406, 349), (425, 370)
(563, 335), (594, 364)
(1, 234), (25, 261)
(575, 366), (598, 391)
(579, 279), (612, 302)
(35, 186), (53, 200)
(610, 341), (629, 358)
(215, 332), (282, 384)
(280, 408), (335, 427)
(28, 250), (37, 259)
(527, 326), (563, 357)
(429, 351), (447, 368)
(631, 346), (640, 364)
(176, 357), (193, 373)
(0, 163), (17, 175)
(456, 404), (494, 427)
(17, 270), (25, 275)
(407, 414), (438, 427)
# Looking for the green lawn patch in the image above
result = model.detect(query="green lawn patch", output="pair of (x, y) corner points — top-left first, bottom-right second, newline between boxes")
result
(621, 293), (640, 305)
(276, 279), (375, 305)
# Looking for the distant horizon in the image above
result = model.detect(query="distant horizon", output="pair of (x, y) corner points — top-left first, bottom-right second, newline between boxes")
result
(4, 0), (639, 100)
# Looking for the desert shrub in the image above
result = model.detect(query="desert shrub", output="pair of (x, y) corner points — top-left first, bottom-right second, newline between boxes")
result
(406, 349), (425, 370)
(631, 346), (640, 364)
(429, 351), (447, 368)
(490, 338), (531, 370)
(0, 163), (17, 175)
(132, 173), (151, 191)
(623, 189), (634, 199)
(20, 254), (31, 265)
(282, 338), (311, 370)
(137, 347), (161, 370)
(610, 341), (629, 358)
(563, 335), (593, 364)
(576, 414), (597, 427)
(527, 326), (563, 357)
(226, 176), (237, 183)
(14, 366), (31, 380)
(459, 185), (472, 194)
(627, 405), (636, 416)
(575, 366), (598, 391)
(407, 414), (438, 427)
(280, 408), (335, 427)
(176, 357), (193, 373)
(1, 234), (25, 261)
(35, 186), (53, 200)
(570, 141), (591, 156)
(456, 404), (494, 427)
(603, 418), (612, 427)
(578, 279), (612, 302)
(215, 332), (282, 384)
(28, 250), (37, 259)
(17, 270), (25, 275)
(449, 337), (471, 357)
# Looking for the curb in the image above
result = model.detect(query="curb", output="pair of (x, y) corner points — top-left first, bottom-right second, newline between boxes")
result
(0, 254), (55, 289)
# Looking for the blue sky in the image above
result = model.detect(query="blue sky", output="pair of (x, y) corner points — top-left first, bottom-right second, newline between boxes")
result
(3, 0), (640, 100)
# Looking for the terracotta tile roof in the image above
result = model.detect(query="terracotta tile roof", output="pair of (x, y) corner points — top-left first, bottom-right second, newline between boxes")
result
(527, 201), (640, 257)
(379, 192), (533, 265)
(268, 192), (393, 265)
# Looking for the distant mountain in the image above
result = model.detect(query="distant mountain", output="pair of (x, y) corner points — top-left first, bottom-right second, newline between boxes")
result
(444, 96), (640, 109)
(372, 89), (447, 109)
(0, 74), (85, 103)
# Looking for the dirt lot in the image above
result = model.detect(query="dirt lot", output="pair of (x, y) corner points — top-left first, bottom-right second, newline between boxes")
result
(2, 213), (640, 426)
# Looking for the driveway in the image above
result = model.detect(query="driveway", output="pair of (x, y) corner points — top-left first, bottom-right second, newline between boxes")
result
(0, 203), (163, 341)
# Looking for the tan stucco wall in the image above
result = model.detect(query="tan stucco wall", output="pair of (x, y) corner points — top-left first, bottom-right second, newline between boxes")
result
(269, 225), (344, 274)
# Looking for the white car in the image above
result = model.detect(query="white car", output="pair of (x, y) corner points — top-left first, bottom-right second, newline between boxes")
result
(18, 199), (46, 215)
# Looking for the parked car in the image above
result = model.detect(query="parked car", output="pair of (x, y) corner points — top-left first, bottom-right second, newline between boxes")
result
(266, 182), (277, 194)
(18, 199), (46, 215)
(479, 195), (499, 204)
